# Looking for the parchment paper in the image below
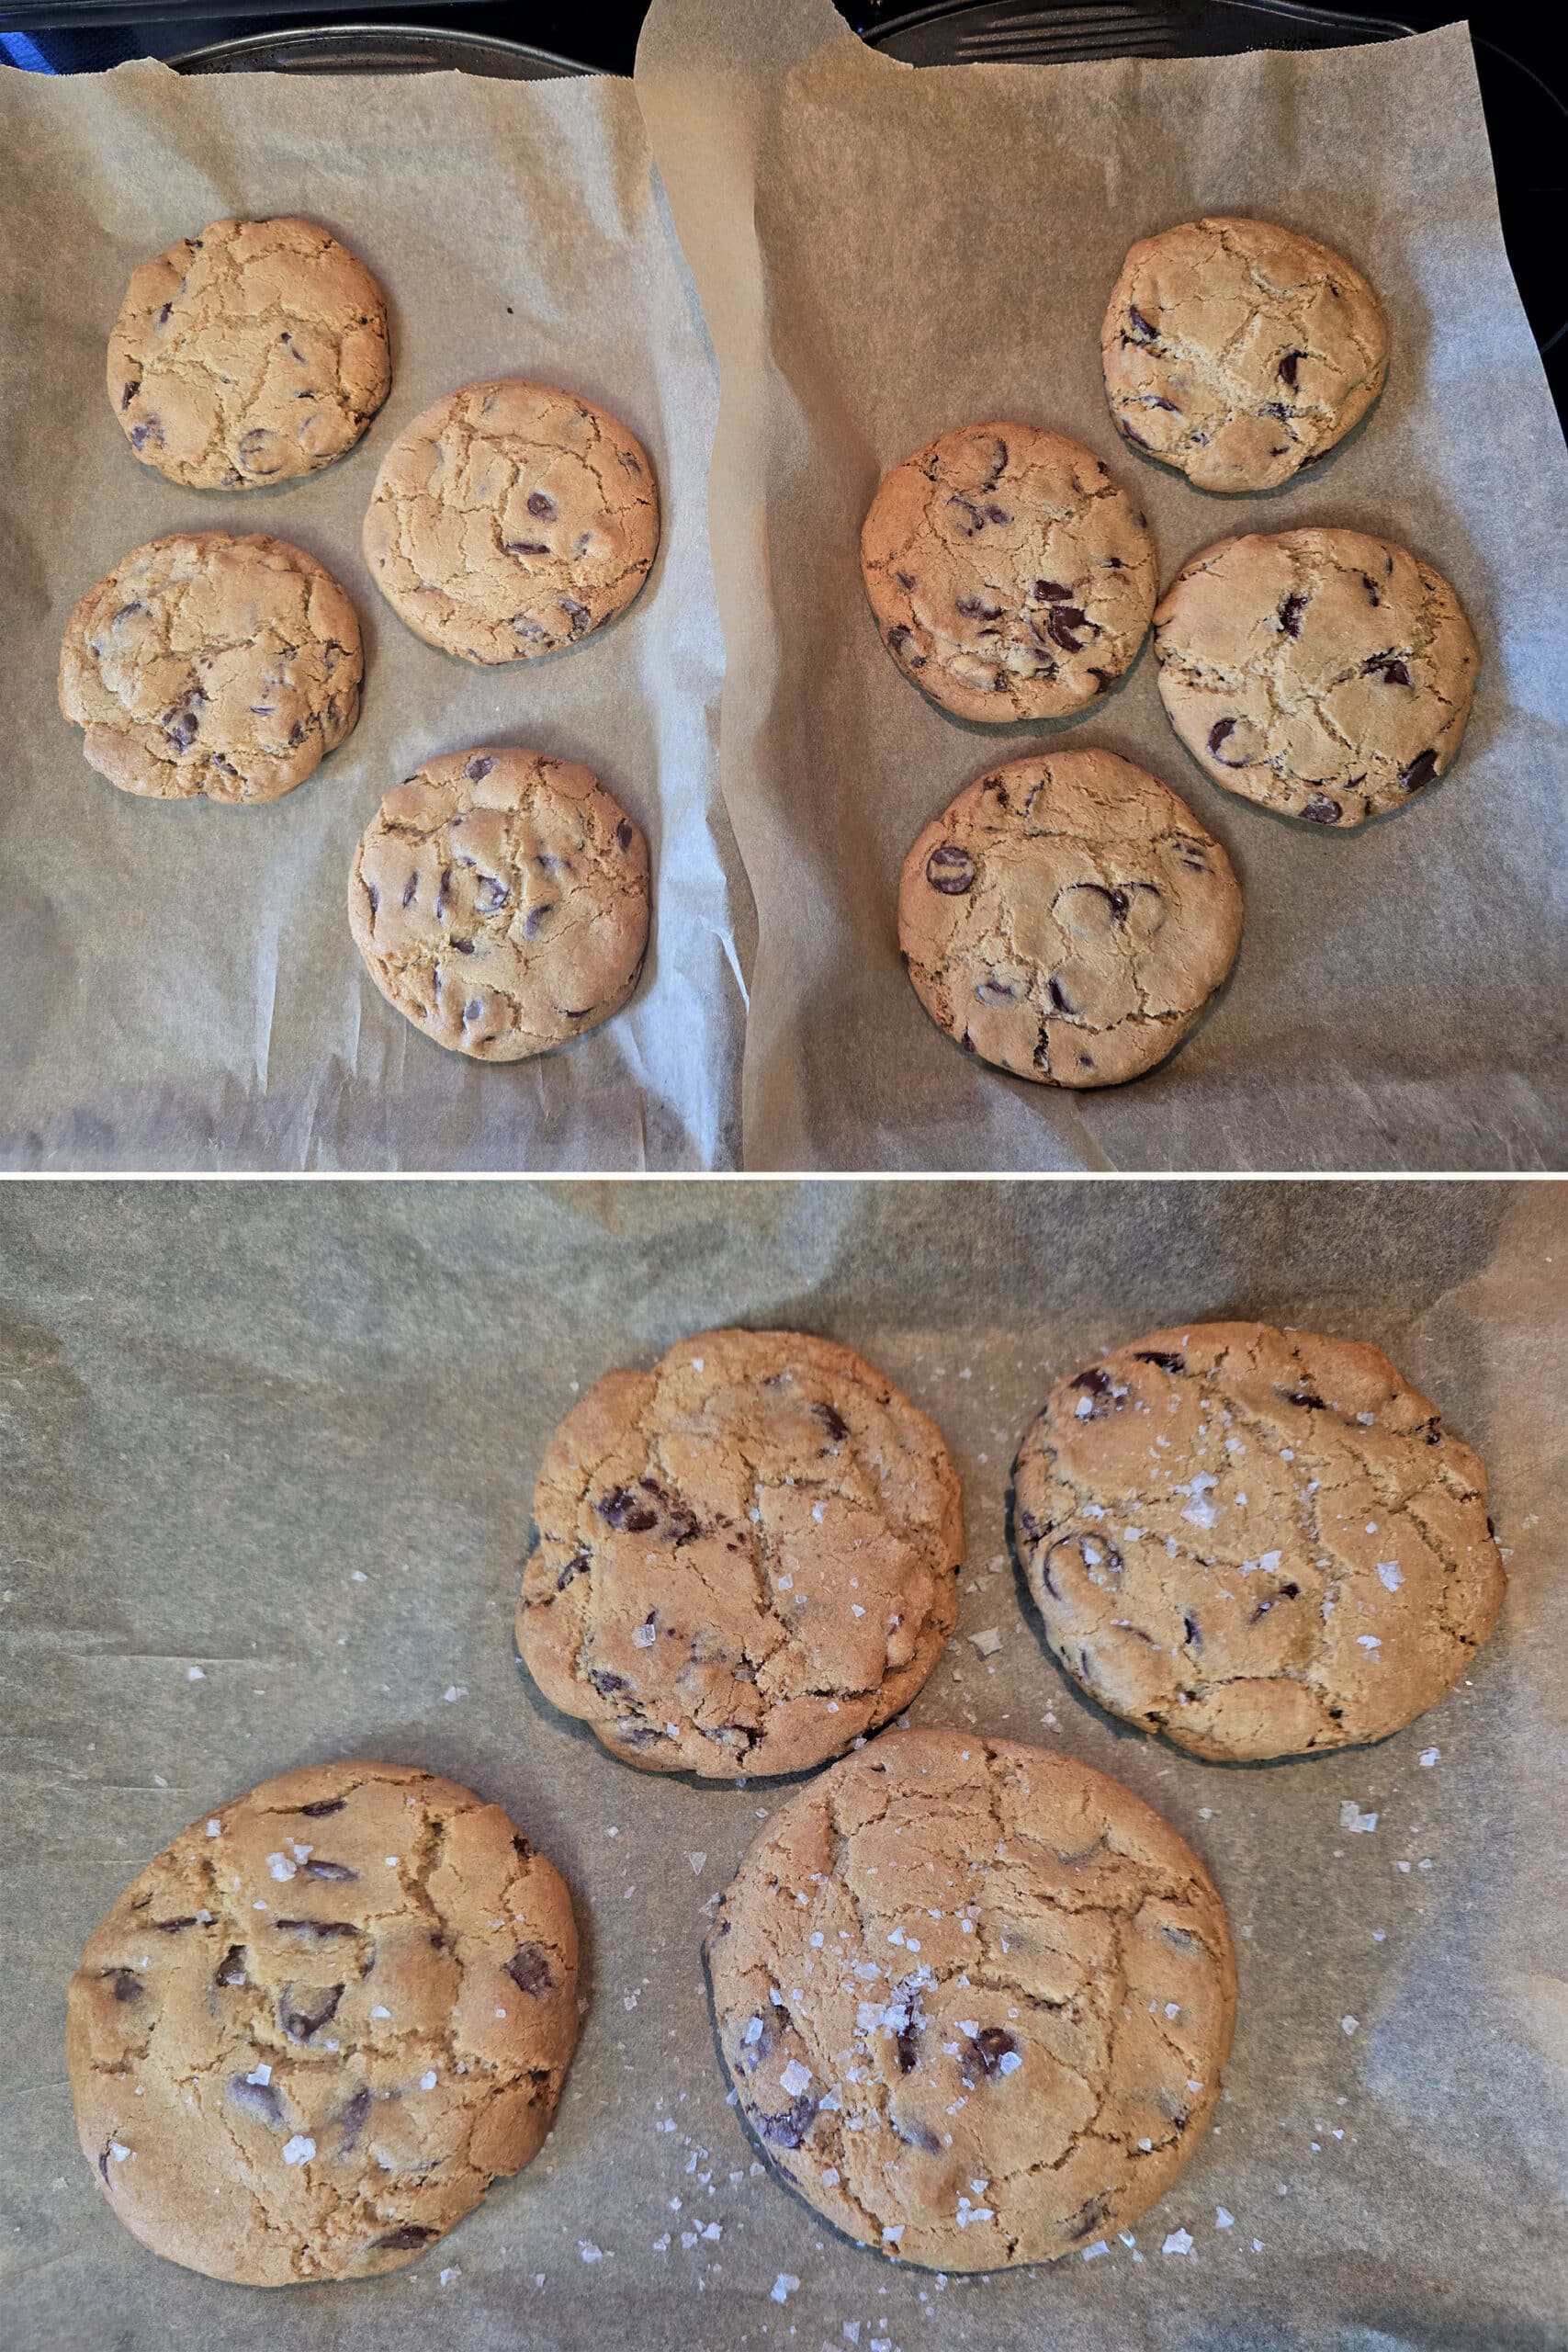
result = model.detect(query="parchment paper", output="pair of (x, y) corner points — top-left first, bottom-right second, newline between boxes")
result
(2, 1177), (1563, 2351)
(0, 62), (746, 1170)
(637, 2), (1568, 1170)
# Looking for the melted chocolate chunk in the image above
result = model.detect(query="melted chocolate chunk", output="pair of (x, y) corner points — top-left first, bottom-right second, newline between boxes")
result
(598, 1487), (658, 1532)
(1045, 605), (1092, 652)
(1278, 591), (1307, 638)
(228, 2074), (285, 2128)
(373, 2226), (435, 2252)
(969, 2025), (1017, 2077)
(215, 1946), (247, 1987)
(1134, 1350), (1185, 1372)
(466, 755), (495, 781)
(1301, 795), (1342, 825)
(505, 1944), (554, 1996)
(926, 843), (976, 895)
(813, 1401), (850, 1446)
(1400, 747), (1439, 794)
(1278, 350), (1305, 390)
(615, 818), (635, 851)
(279, 1981), (344, 2042)
(1126, 306), (1159, 344)
(526, 491), (555, 519)
(588, 1667), (630, 1697)
(107, 1968), (143, 2003)
(302, 1859), (358, 1883)
(760, 2093), (818, 2149)
(337, 2086), (372, 2149)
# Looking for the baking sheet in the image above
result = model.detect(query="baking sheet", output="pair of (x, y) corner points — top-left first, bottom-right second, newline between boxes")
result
(636, 0), (1568, 1170)
(0, 62), (745, 1170)
(2, 1176), (1563, 2350)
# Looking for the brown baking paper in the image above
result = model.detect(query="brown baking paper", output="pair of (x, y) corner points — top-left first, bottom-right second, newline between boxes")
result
(0, 62), (746, 1170)
(637, 1), (1568, 1170)
(3, 1177), (1564, 2350)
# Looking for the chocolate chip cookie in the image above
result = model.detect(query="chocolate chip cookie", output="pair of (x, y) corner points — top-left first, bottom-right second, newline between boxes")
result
(516, 1329), (963, 1778)
(362, 379), (659, 665)
(349, 745), (649, 1060)
(1154, 527), (1480, 826)
(899, 750), (1241, 1088)
(58, 532), (362, 803)
(860, 424), (1158, 721)
(66, 1761), (579, 2286)
(109, 217), (391, 491)
(1102, 217), (1388, 493)
(1013, 1323), (1506, 1763)
(709, 1728), (1235, 2270)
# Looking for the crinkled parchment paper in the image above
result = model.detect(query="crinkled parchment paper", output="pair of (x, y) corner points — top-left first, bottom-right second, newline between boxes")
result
(2, 1178), (1563, 2347)
(636, 0), (1568, 1170)
(0, 61), (744, 1169)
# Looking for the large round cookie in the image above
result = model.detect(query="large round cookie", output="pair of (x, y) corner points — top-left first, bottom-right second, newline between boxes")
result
(349, 745), (649, 1060)
(109, 217), (391, 491)
(899, 750), (1241, 1089)
(58, 532), (362, 803)
(362, 379), (659, 664)
(1102, 217), (1388, 493)
(860, 424), (1158, 721)
(66, 1761), (579, 2286)
(709, 1728), (1235, 2270)
(516, 1329), (963, 1778)
(1154, 528), (1480, 826)
(1013, 1322), (1506, 1762)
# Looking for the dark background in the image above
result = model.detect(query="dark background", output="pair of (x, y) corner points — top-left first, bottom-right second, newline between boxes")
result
(2, 2), (1563, 422)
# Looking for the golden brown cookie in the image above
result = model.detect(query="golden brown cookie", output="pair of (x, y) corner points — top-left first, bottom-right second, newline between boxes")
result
(1012, 1322), (1506, 1761)
(860, 424), (1157, 721)
(362, 379), (659, 664)
(58, 532), (362, 803)
(516, 1329), (964, 1778)
(348, 745), (649, 1060)
(109, 217), (390, 490)
(66, 1761), (579, 2285)
(709, 1728), (1235, 2270)
(1102, 217), (1388, 493)
(1154, 527), (1481, 826)
(899, 749), (1241, 1088)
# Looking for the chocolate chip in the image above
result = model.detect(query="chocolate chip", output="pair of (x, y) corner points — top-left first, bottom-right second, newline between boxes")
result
(760, 2093), (818, 2149)
(894, 2015), (920, 2073)
(466, 755), (495, 781)
(1283, 1387), (1325, 1410)
(894, 2118), (942, 2154)
(975, 976), (1024, 1006)
(1375, 660), (1411, 686)
(985, 503), (1011, 525)
(559, 596), (592, 637)
(1400, 747), (1439, 794)
(228, 2074), (285, 2128)
(367, 885), (380, 916)
(1072, 1367), (1111, 1396)
(954, 594), (1003, 624)
(1119, 421), (1152, 450)
(1142, 395), (1181, 413)
(130, 418), (164, 452)
(107, 1968), (143, 2003)
(523, 903), (554, 939)
(1302, 795), (1342, 825)
(615, 818), (634, 850)
(1172, 839), (1212, 875)
(1066, 2192), (1110, 2241)
(112, 600), (144, 624)
(161, 695), (205, 753)
(434, 867), (451, 920)
(1207, 718), (1242, 763)
(1162, 1925), (1201, 1954)
(1279, 592), (1307, 638)
(374, 2226), (435, 2252)
(402, 873), (419, 909)
(513, 616), (547, 641)
(276, 1918), (357, 1940)
(598, 1487), (658, 1532)
(1047, 976), (1075, 1015)
(588, 1667), (631, 1697)
(886, 622), (926, 670)
(120, 379), (139, 411)
(451, 937), (476, 956)
(336, 2086), (372, 2152)
(1182, 1612), (1201, 1646)
(215, 1947), (247, 1987)
(279, 1982), (344, 2041)
(237, 428), (285, 475)
(526, 490), (556, 519)
(505, 1944), (554, 1996)
(946, 495), (985, 536)
(1361, 574), (1382, 608)
(1259, 401), (1296, 424)
(152, 1916), (200, 1933)
(1126, 306), (1159, 344)
(969, 2025), (1017, 2076)
(1087, 667), (1111, 693)
(926, 843), (976, 895)
(1280, 1581), (1301, 1600)
(1279, 350), (1305, 390)
(1134, 1350), (1184, 1371)
(1045, 605), (1092, 652)
(505, 540), (550, 557)
(477, 876), (510, 911)
(302, 1860), (357, 1883)
(814, 1401), (850, 1445)
(555, 1550), (590, 1591)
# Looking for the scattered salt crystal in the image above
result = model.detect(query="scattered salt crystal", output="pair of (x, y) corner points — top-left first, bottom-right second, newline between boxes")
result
(186, 1667), (205, 1681)
(771, 2274), (799, 2303)
(370, 2007), (391, 2021)
(1339, 1803), (1378, 1834)
(998, 2050), (1022, 2075)
(1341, 2016), (1359, 2036)
(821, 2166), (840, 2187)
(579, 2242), (604, 2263)
(1419, 1747), (1440, 1768)
(969, 1627), (1002, 1657)
(632, 1622), (657, 1649)
(1215, 2207), (1234, 2229)
(206, 1820), (220, 1838)
(743, 2017), (764, 2046)
(1357, 1635), (1382, 1652)
(1081, 2240), (1109, 2259)
(442, 1685), (467, 1702)
(439, 2268), (458, 2286)
(108, 2143), (131, 2163)
(282, 2136), (315, 2165)
(882, 2223), (905, 2245)
(266, 1852), (297, 1883)
(1376, 1561), (1404, 1591)
(780, 2059), (812, 2098)
(245, 2064), (271, 2086)
(689, 1852), (706, 1874)
(1162, 2229), (1193, 2256)
(420, 2070), (438, 2090)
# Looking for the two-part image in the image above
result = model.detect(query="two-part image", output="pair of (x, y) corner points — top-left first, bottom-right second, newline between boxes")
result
(2, 1), (1564, 2348)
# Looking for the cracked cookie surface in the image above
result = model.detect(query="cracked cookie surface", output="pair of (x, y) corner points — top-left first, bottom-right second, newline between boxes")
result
(108, 217), (390, 491)
(708, 1728), (1235, 2270)
(362, 379), (659, 664)
(860, 424), (1157, 722)
(58, 531), (362, 803)
(1102, 216), (1388, 493)
(66, 1760), (579, 2286)
(899, 750), (1241, 1089)
(1013, 1323), (1505, 1762)
(349, 745), (649, 1060)
(517, 1329), (964, 1779)
(1155, 527), (1480, 826)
